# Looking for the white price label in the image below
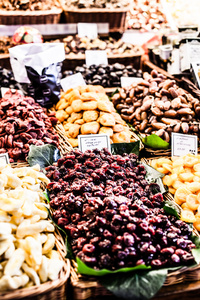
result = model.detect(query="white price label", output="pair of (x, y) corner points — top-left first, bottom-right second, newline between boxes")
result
(85, 50), (108, 67)
(78, 23), (98, 39)
(60, 73), (86, 92)
(0, 153), (9, 165)
(78, 134), (111, 153)
(121, 77), (143, 87)
(1, 87), (23, 98)
(171, 132), (198, 156)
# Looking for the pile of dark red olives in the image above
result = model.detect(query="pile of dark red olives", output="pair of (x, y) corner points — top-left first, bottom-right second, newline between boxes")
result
(46, 148), (196, 270)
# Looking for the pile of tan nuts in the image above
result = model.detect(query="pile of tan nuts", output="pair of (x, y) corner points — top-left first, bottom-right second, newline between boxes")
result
(63, 35), (142, 57)
(127, 0), (168, 31)
(111, 69), (200, 142)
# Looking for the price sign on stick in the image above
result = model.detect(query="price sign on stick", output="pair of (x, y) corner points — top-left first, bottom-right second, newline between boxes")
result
(85, 50), (108, 67)
(60, 73), (86, 92)
(78, 134), (111, 153)
(171, 132), (198, 156)
(78, 23), (98, 39)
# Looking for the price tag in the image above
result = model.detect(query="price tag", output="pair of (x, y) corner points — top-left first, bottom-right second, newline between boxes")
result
(0, 153), (9, 165)
(60, 73), (86, 92)
(1, 87), (23, 98)
(121, 77), (142, 87)
(85, 50), (108, 67)
(78, 134), (111, 153)
(78, 23), (98, 39)
(171, 132), (198, 156)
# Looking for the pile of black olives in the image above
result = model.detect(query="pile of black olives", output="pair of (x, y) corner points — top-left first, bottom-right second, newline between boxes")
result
(0, 66), (21, 96)
(63, 63), (143, 87)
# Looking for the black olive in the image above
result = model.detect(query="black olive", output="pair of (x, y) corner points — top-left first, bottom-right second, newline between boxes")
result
(113, 63), (124, 70)
(115, 71), (123, 77)
(75, 66), (85, 73)
(89, 64), (97, 70)
(102, 74), (109, 80)
(93, 74), (102, 81)
(92, 79), (101, 85)
(110, 72), (118, 81)
(97, 68), (106, 75)
(126, 65), (133, 71)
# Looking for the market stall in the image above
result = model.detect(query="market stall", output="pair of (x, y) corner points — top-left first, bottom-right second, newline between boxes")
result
(1, 1), (200, 299)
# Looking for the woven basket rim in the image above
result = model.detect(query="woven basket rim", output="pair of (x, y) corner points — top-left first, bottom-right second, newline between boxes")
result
(0, 48), (145, 60)
(62, 6), (129, 13)
(64, 48), (145, 60)
(0, 7), (62, 16)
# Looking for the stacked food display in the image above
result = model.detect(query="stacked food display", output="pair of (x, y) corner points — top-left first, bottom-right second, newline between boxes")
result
(1, 0), (200, 299)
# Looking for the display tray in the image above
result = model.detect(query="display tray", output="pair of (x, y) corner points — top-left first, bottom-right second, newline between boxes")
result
(69, 189), (200, 300)
(0, 226), (70, 300)
(142, 59), (200, 101)
(61, 6), (129, 33)
(0, 8), (62, 25)
(0, 48), (144, 74)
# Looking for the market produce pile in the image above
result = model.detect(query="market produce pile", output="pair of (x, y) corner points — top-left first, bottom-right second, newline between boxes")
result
(165, 0), (200, 28)
(0, 67), (21, 92)
(112, 69), (200, 142)
(46, 148), (196, 271)
(62, 35), (142, 57)
(0, 90), (59, 162)
(0, 37), (11, 54)
(62, 0), (130, 9)
(55, 85), (133, 147)
(127, 0), (168, 31)
(0, 163), (63, 291)
(63, 63), (143, 88)
(150, 154), (200, 231)
(0, 0), (61, 10)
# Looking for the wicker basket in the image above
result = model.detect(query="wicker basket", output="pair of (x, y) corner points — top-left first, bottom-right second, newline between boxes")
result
(61, 7), (128, 33)
(70, 189), (200, 300)
(0, 226), (70, 300)
(0, 8), (62, 25)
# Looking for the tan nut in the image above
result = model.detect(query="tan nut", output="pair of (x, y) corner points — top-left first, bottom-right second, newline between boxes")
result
(141, 111), (147, 120)
(163, 101), (171, 111)
(119, 89), (126, 99)
(173, 123), (181, 132)
(161, 118), (179, 125)
(152, 122), (166, 130)
(135, 108), (142, 121)
(181, 122), (189, 134)
(163, 131), (170, 143)
(129, 89), (135, 98)
(177, 108), (193, 115)
(168, 87), (178, 99)
(156, 129), (165, 137)
(151, 106), (163, 116)
(163, 110), (177, 118)
(140, 119), (148, 132)
(170, 97), (181, 109)
(141, 99), (153, 111)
